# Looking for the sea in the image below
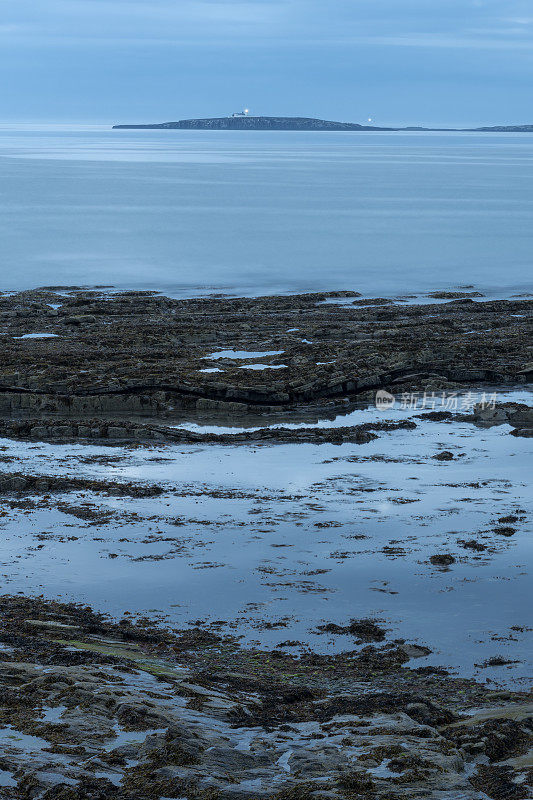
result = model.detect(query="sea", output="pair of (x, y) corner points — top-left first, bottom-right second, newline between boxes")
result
(0, 124), (532, 298)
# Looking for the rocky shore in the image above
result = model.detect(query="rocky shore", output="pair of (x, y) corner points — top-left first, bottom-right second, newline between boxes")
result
(0, 595), (531, 800)
(0, 287), (531, 441)
(0, 287), (531, 799)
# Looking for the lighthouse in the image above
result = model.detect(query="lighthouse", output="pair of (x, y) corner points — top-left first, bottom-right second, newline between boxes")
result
(231, 108), (250, 118)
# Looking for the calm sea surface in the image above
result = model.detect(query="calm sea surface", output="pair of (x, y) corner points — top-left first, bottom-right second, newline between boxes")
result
(0, 125), (532, 297)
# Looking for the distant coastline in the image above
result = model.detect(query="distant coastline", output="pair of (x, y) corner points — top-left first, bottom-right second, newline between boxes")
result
(113, 115), (533, 132)
(113, 116), (394, 131)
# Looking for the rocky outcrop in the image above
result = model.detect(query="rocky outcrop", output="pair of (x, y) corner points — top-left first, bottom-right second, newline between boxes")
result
(0, 290), (530, 424)
(0, 472), (163, 496)
(474, 402), (533, 437)
(0, 417), (415, 444)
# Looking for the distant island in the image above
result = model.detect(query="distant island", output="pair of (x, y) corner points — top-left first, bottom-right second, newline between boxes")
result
(113, 116), (395, 131)
(113, 115), (533, 132)
(472, 124), (533, 132)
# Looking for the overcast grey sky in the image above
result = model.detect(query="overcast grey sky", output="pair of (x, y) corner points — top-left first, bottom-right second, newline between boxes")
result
(1, 0), (532, 125)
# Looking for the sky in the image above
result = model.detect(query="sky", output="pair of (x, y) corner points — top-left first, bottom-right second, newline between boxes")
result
(1, 0), (532, 126)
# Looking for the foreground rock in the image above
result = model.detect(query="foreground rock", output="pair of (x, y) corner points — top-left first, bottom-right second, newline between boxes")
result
(0, 472), (163, 497)
(474, 402), (533, 437)
(0, 596), (531, 799)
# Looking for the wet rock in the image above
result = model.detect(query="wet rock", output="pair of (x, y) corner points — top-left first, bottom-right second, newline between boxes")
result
(428, 291), (484, 299)
(0, 594), (531, 799)
(0, 471), (163, 498)
(479, 656), (521, 668)
(336, 772), (376, 794)
(0, 290), (530, 441)
(315, 618), (386, 642)
(459, 539), (488, 552)
(470, 764), (527, 799)
(429, 554), (456, 566)
(352, 297), (394, 305)
(406, 702), (433, 723)
(510, 426), (533, 437)
(494, 526), (517, 537)
(2, 475), (28, 491)
(42, 776), (121, 799)
(398, 644), (432, 659)
(432, 451), (455, 461)
(0, 417), (411, 445)
(474, 401), (533, 430)
(64, 314), (97, 325)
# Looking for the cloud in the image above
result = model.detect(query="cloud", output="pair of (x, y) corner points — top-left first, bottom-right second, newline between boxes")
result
(504, 17), (533, 25)
(0, 0), (288, 45)
(332, 34), (533, 50)
(1, 0), (533, 52)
